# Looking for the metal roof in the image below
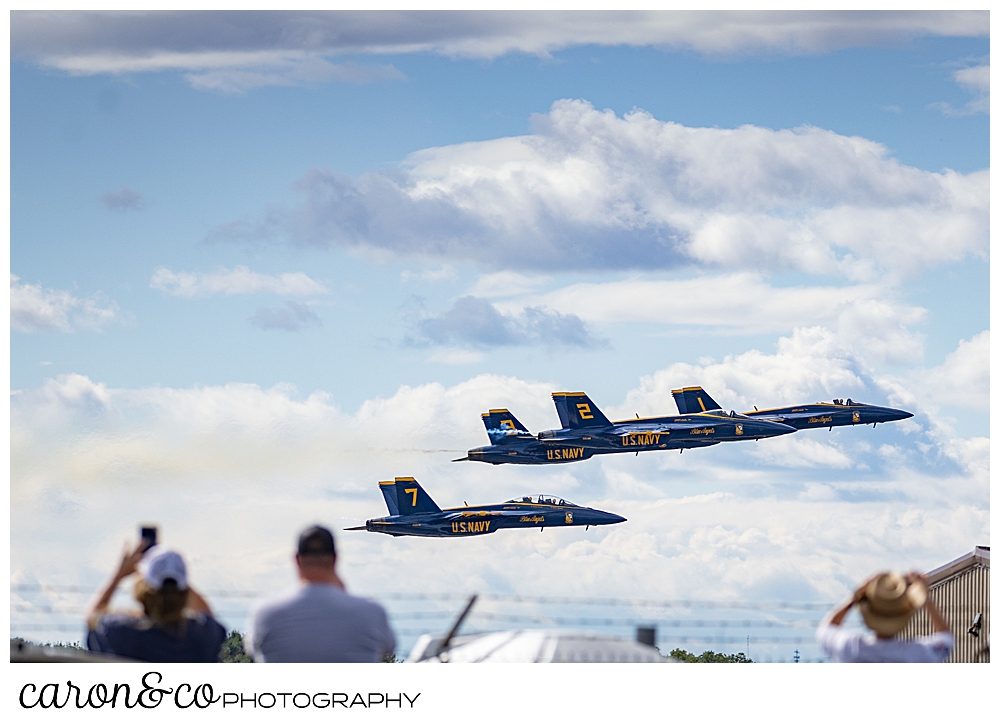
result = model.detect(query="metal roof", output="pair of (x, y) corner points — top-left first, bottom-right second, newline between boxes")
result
(926, 546), (990, 586)
(406, 631), (674, 663)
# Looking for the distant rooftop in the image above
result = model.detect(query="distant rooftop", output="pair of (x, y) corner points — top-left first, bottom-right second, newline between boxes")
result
(407, 630), (673, 663)
(926, 546), (990, 586)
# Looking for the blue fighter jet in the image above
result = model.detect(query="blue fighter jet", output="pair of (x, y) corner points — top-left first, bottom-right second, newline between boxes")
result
(455, 392), (796, 465)
(670, 387), (914, 430)
(345, 477), (626, 537)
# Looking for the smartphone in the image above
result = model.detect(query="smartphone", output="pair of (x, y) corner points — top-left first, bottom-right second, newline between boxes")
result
(140, 525), (158, 550)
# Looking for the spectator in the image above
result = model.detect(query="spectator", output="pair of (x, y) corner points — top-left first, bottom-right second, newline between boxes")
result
(246, 525), (395, 662)
(817, 571), (954, 662)
(86, 542), (227, 662)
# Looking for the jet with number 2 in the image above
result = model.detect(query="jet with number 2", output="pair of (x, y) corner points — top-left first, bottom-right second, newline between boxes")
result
(671, 387), (913, 431)
(345, 477), (626, 537)
(455, 392), (796, 465)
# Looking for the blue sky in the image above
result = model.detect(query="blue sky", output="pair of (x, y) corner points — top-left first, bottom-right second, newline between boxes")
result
(9, 11), (989, 660)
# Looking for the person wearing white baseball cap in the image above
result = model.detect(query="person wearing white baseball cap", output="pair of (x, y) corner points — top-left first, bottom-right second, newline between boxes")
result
(816, 571), (954, 662)
(86, 538), (227, 662)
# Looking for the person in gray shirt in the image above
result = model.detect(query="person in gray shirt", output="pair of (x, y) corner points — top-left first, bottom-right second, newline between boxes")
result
(246, 525), (396, 662)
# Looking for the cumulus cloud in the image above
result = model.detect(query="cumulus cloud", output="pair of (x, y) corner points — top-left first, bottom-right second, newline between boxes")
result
(494, 273), (926, 361)
(249, 301), (322, 331)
(10, 274), (124, 333)
(412, 296), (605, 349)
(10, 366), (987, 654)
(11, 11), (987, 83)
(748, 435), (853, 469)
(913, 331), (989, 410)
(99, 186), (145, 210)
(932, 62), (989, 116)
(214, 100), (988, 280)
(150, 265), (327, 298)
(616, 326), (877, 418)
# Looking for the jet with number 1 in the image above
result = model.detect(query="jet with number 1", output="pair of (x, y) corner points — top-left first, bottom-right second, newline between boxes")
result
(671, 387), (913, 431)
(455, 392), (796, 465)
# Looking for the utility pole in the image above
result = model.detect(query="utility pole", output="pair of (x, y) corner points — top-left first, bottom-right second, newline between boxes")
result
(746, 636), (749, 658)
(793, 649), (800, 663)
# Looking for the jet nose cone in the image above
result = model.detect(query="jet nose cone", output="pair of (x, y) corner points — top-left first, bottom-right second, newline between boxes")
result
(868, 406), (913, 423)
(590, 510), (626, 525)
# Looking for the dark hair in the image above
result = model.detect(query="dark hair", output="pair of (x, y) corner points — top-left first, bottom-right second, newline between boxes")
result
(297, 525), (336, 557)
(134, 578), (189, 625)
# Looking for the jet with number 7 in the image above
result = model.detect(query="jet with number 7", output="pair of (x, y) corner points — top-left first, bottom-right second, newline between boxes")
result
(345, 477), (626, 536)
(454, 392), (796, 465)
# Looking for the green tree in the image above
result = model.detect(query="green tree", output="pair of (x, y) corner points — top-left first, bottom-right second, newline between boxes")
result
(218, 631), (253, 663)
(11, 637), (84, 650)
(670, 647), (753, 663)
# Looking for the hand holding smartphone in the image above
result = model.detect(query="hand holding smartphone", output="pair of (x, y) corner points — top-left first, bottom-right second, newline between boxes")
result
(140, 525), (158, 551)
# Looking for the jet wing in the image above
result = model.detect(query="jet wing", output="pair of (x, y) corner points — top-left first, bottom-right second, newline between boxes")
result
(614, 422), (675, 435)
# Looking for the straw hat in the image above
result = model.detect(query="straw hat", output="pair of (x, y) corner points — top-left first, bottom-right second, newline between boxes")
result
(857, 572), (927, 636)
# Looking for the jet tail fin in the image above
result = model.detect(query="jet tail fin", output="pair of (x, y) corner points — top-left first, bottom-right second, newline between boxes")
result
(481, 408), (532, 443)
(551, 392), (612, 429)
(671, 387), (722, 414)
(379, 477), (442, 516)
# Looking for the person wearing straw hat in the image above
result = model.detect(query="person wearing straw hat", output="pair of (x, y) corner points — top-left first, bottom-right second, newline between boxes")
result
(816, 571), (953, 662)
(86, 541), (227, 662)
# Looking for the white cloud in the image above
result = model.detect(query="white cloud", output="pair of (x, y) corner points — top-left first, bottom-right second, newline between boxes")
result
(955, 63), (989, 94)
(222, 100), (987, 280)
(426, 349), (486, 365)
(412, 296), (606, 349)
(400, 266), (458, 284)
(10, 274), (124, 333)
(870, 332), (989, 465)
(915, 331), (989, 410)
(466, 271), (553, 299)
(496, 273), (926, 361)
(150, 265), (327, 298)
(616, 326), (877, 418)
(183, 59), (404, 95)
(249, 301), (323, 331)
(748, 435), (853, 469)
(933, 62), (989, 116)
(11, 361), (986, 651)
(11, 11), (987, 81)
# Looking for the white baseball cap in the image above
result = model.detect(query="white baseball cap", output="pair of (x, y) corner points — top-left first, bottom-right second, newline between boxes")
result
(137, 548), (188, 590)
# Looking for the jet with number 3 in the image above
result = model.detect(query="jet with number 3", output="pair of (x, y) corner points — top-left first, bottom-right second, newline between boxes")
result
(455, 392), (796, 465)
(345, 477), (626, 537)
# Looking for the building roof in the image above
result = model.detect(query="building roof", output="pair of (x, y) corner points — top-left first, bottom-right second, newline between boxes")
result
(406, 631), (674, 663)
(926, 546), (990, 586)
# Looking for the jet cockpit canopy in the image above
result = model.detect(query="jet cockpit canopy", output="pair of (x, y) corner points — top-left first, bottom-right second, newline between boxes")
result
(505, 494), (578, 507)
(701, 409), (751, 419)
